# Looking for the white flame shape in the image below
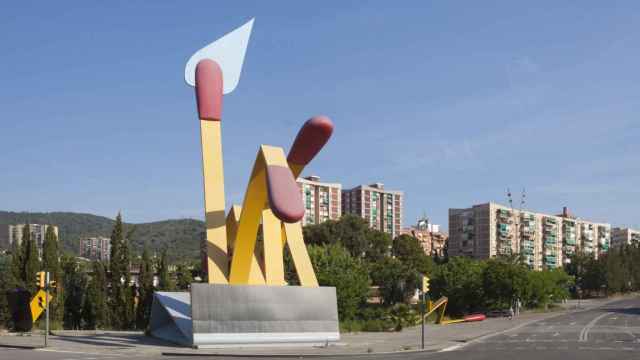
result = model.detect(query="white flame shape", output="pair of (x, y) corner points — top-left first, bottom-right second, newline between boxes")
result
(184, 18), (255, 93)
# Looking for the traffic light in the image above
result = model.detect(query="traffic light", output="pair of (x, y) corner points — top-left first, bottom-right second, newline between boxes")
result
(48, 280), (56, 289)
(422, 275), (430, 294)
(36, 271), (45, 288)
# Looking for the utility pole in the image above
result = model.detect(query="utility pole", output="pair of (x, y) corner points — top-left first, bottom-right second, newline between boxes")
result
(420, 275), (430, 350)
(45, 271), (49, 348)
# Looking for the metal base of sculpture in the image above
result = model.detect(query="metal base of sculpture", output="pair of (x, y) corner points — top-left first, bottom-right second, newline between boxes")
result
(150, 284), (339, 347)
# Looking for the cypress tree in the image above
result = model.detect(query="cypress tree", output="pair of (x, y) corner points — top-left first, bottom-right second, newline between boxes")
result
(22, 225), (41, 295)
(0, 255), (13, 328)
(81, 260), (110, 329)
(108, 213), (135, 329)
(92, 261), (108, 328)
(124, 228), (135, 330)
(136, 245), (155, 330)
(82, 279), (97, 329)
(109, 213), (125, 329)
(176, 263), (193, 290)
(61, 255), (85, 330)
(42, 226), (63, 327)
(157, 247), (174, 291)
(9, 237), (24, 289)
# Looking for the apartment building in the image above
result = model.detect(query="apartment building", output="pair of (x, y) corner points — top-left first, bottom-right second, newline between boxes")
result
(9, 224), (59, 257)
(448, 203), (611, 270)
(611, 227), (640, 247)
(79, 236), (111, 261)
(401, 217), (447, 257)
(342, 183), (403, 238)
(296, 175), (342, 226)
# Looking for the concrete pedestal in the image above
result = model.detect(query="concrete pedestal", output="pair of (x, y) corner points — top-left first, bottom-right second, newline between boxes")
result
(149, 284), (339, 347)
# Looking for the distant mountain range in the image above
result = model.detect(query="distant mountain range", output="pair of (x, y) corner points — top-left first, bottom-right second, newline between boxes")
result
(0, 211), (204, 261)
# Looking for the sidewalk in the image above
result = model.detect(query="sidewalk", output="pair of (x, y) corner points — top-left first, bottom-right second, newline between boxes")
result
(0, 295), (631, 357)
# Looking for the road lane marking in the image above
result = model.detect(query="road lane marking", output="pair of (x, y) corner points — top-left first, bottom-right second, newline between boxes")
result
(35, 349), (122, 357)
(579, 312), (609, 342)
(440, 344), (464, 352)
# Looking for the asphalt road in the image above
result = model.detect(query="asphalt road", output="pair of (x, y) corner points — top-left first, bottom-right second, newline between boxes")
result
(430, 296), (640, 360)
(1, 296), (639, 360)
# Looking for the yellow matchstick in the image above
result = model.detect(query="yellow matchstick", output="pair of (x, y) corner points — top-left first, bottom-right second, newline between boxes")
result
(195, 59), (229, 284)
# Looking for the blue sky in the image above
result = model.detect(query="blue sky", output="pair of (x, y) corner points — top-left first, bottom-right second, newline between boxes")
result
(1, 2), (639, 230)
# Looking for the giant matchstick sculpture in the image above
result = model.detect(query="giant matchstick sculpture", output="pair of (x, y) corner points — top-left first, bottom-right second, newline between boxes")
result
(149, 19), (339, 347)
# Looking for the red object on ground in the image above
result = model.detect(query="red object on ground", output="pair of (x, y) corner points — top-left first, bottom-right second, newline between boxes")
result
(287, 116), (334, 166)
(266, 165), (305, 223)
(463, 314), (486, 322)
(195, 59), (223, 121)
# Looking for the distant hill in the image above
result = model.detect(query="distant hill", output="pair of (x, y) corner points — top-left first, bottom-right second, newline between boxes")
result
(0, 211), (204, 261)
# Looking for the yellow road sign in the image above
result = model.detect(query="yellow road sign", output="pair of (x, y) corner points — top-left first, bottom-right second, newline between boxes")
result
(29, 289), (53, 323)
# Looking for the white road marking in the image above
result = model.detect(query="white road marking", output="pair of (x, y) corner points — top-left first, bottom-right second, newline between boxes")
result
(440, 344), (464, 352)
(553, 332), (560, 337)
(35, 349), (122, 357)
(579, 312), (609, 342)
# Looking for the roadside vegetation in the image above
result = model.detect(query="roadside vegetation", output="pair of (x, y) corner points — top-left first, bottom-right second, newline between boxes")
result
(0, 213), (637, 333)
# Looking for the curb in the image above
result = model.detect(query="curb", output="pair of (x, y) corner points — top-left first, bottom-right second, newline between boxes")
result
(162, 348), (440, 358)
(0, 343), (42, 350)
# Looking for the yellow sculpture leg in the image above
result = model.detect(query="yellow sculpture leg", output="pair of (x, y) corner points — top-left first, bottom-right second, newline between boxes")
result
(230, 146), (291, 284)
(226, 205), (265, 284)
(262, 208), (285, 285)
(229, 152), (268, 284)
(200, 120), (229, 284)
(283, 222), (319, 287)
(230, 145), (320, 286)
(29, 290), (53, 323)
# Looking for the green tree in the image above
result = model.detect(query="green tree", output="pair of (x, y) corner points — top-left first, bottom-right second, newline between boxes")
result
(303, 215), (370, 258)
(482, 257), (528, 310)
(431, 256), (485, 316)
(308, 244), (370, 321)
(370, 257), (418, 306)
(61, 255), (86, 329)
(176, 263), (193, 290)
(42, 226), (63, 327)
(82, 274), (98, 329)
(136, 245), (155, 330)
(525, 268), (572, 309)
(91, 261), (108, 328)
(364, 230), (392, 263)
(0, 255), (13, 328)
(109, 213), (135, 329)
(22, 225), (41, 295)
(158, 247), (175, 291)
(392, 234), (434, 275)
(9, 238), (24, 289)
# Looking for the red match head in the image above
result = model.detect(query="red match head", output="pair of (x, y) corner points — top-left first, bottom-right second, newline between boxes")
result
(287, 115), (334, 166)
(195, 59), (223, 121)
(266, 165), (305, 223)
